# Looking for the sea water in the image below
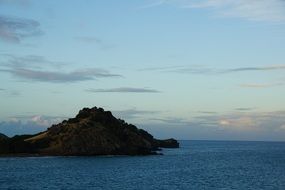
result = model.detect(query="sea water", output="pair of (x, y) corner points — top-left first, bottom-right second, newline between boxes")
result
(0, 140), (285, 189)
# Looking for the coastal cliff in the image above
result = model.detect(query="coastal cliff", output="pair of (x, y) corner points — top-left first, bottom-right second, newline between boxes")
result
(0, 107), (179, 156)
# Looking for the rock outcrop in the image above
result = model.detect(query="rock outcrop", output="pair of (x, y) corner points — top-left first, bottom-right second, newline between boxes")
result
(0, 107), (179, 156)
(0, 133), (9, 154)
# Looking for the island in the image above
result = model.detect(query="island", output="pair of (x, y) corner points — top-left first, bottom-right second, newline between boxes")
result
(0, 107), (179, 156)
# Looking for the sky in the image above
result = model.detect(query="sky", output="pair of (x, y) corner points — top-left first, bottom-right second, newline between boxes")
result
(1, 0), (285, 141)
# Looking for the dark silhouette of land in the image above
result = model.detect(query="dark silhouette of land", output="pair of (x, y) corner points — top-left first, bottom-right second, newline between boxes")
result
(0, 107), (179, 156)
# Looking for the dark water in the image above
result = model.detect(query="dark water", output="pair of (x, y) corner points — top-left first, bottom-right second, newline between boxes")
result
(1, 140), (285, 190)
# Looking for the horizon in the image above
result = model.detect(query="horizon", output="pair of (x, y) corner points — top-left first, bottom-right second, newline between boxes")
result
(1, 0), (285, 142)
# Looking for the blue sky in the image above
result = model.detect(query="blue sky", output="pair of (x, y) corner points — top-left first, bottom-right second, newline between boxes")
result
(1, 0), (285, 141)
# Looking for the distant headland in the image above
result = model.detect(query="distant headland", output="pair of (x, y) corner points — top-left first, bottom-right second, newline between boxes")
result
(0, 107), (179, 156)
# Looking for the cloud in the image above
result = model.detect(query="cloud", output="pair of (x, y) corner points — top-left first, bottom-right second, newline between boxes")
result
(226, 65), (285, 73)
(280, 124), (285, 130)
(0, 54), (122, 83)
(0, 68), (121, 83)
(0, 15), (42, 43)
(188, 0), (285, 22)
(198, 111), (285, 132)
(1, 54), (67, 69)
(139, 65), (215, 74)
(198, 111), (217, 114)
(140, 65), (285, 75)
(29, 115), (62, 127)
(150, 117), (192, 126)
(142, 110), (285, 141)
(0, 88), (21, 97)
(113, 109), (159, 120)
(72, 68), (121, 78)
(218, 116), (257, 131)
(235, 107), (255, 111)
(74, 36), (115, 50)
(147, 0), (285, 22)
(75, 36), (102, 44)
(9, 90), (21, 96)
(86, 87), (161, 93)
(239, 83), (284, 88)
(0, 115), (65, 137)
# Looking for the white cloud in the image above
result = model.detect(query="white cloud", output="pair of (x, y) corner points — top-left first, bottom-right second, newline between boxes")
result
(30, 115), (55, 126)
(0, 115), (66, 136)
(150, 110), (285, 133)
(219, 119), (230, 125)
(10, 115), (64, 127)
(218, 116), (257, 131)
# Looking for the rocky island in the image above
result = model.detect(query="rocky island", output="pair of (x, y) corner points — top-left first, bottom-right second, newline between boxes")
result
(0, 107), (179, 156)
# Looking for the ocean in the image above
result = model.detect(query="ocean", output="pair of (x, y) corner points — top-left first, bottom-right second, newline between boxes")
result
(0, 140), (284, 189)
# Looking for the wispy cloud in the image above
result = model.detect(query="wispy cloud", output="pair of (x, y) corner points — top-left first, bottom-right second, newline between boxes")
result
(113, 108), (159, 120)
(73, 68), (121, 78)
(0, 88), (21, 97)
(0, 68), (121, 83)
(0, 54), (122, 83)
(198, 111), (217, 114)
(86, 87), (161, 93)
(146, 0), (285, 22)
(139, 65), (216, 74)
(226, 65), (285, 73)
(235, 107), (255, 111)
(188, 0), (285, 22)
(74, 36), (115, 50)
(240, 82), (284, 88)
(75, 36), (102, 44)
(140, 65), (285, 75)
(0, 15), (42, 43)
(150, 117), (193, 126)
(1, 54), (66, 69)
(9, 90), (21, 97)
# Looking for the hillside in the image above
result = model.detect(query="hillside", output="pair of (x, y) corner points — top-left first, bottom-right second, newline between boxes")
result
(0, 107), (179, 156)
